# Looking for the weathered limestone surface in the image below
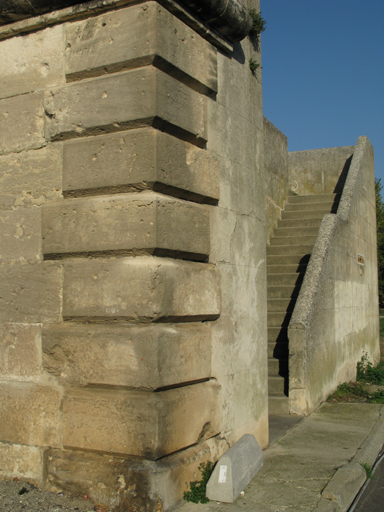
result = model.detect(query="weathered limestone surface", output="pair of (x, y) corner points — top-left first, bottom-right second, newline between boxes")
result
(42, 322), (211, 389)
(0, 382), (62, 447)
(45, 439), (228, 511)
(0, 24), (64, 99)
(0, 92), (45, 154)
(207, 0), (269, 449)
(0, 1), (265, 510)
(0, 262), (62, 323)
(42, 192), (210, 259)
(63, 128), (219, 202)
(289, 145), (354, 196)
(63, 257), (220, 321)
(0, 323), (41, 381)
(65, 2), (217, 95)
(0, 442), (43, 483)
(0, 207), (42, 263)
(0, 145), (62, 208)
(45, 67), (207, 144)
(63, 381), (220, 459)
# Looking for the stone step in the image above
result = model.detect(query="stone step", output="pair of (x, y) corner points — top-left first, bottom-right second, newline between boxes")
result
(267, 285), (300, 299)
(268, 327), (288, 343)
(270, 235), (317, 246)
(281, 209), (330, 220)
(268, 396), (290, 415)
(273, 226), (320, 237)
(268, 375), (287, 396)
(267, 244), (314, 256)
(268, 358), (288, 376)
(268, 312), (292, 328)
(268, 341), (288, 358)
(288, 193), (339, 204)
(284, 201), (335, 213)
(267, 298), (295, 312)
(277, 218), (322, 229)
(268, 273), (304, 286)
(266, 194), (334, 416)
(267, 254), (311, 266)
(267, 264), (307, 274)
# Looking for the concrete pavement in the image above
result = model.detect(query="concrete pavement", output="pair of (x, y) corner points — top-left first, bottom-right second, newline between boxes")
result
(176, 403), (384, 512)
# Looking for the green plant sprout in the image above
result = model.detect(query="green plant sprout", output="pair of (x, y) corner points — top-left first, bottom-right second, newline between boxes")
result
(249, 9), (266, 36)
(249, 58), (260, 73)
(361, 462), (373, 479)
(357, 352), (384, 384)
(183, 462), (214, 504)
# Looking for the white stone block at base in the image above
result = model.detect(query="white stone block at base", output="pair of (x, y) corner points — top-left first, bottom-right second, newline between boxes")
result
(206, 434), (263, 503)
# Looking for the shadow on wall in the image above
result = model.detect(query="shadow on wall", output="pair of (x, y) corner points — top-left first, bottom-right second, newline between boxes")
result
(334, 155), (352, 194)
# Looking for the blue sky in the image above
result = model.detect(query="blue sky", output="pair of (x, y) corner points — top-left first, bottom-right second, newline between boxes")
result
(260, 1), (384, 188)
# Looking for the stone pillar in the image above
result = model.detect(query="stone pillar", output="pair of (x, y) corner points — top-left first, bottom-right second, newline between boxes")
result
(0, 0), (267, 510)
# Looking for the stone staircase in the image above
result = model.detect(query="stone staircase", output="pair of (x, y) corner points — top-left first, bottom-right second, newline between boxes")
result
(267, 193), (340, 415)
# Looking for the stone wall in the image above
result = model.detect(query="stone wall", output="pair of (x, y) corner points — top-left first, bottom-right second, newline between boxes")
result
(289, 137), (379, 415)
(289, 146), (354, 196)
(263, 117), (288, 242)
(0, 0), (266, 510)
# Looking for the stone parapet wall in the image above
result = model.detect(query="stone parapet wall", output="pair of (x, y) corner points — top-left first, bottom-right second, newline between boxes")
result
(0, 0), (266, 509)
(289, 145), (354, 196)
(288, 137), (380, 415)
(263, 117), (288, 243)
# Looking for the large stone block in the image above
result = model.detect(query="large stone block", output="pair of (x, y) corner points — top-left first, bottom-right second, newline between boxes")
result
(63, 381), (220, 459)
(0, 25), (64, 100)
(45, 439), (228, 512)
(45, 67), (207, 144)
(0, 442), (43, 483)
(0, 92), (45, 154)
(0, 262), (62, 323)
(0, 145), (62, 208)
(0, 382), (61, 448)
(65, 2), (217, 95)
(63, 128), (219, 202)
(42, 192), (210, 259)
(42, 322), (211, 389)
(62, 256), (220, 322)
(0, 207), (42, 263)
(0, 323), (41, 381)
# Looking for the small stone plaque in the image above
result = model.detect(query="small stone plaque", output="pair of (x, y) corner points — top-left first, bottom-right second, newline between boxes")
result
(357, 254), (365, 265)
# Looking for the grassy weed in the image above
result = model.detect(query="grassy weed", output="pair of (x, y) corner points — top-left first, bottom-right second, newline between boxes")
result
(361, 462), (373, 479)
(327, 354), (384, 404)
(357, 352), (384, 385)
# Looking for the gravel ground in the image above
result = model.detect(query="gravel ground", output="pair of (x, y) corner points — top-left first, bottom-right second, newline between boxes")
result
(0, 480), (112, 512)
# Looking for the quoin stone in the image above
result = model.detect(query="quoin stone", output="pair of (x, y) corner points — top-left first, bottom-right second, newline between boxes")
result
(0, 0), (379, 510)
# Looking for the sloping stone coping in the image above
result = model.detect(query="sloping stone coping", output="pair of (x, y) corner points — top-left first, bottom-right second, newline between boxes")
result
(0, 0), (251, 42)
